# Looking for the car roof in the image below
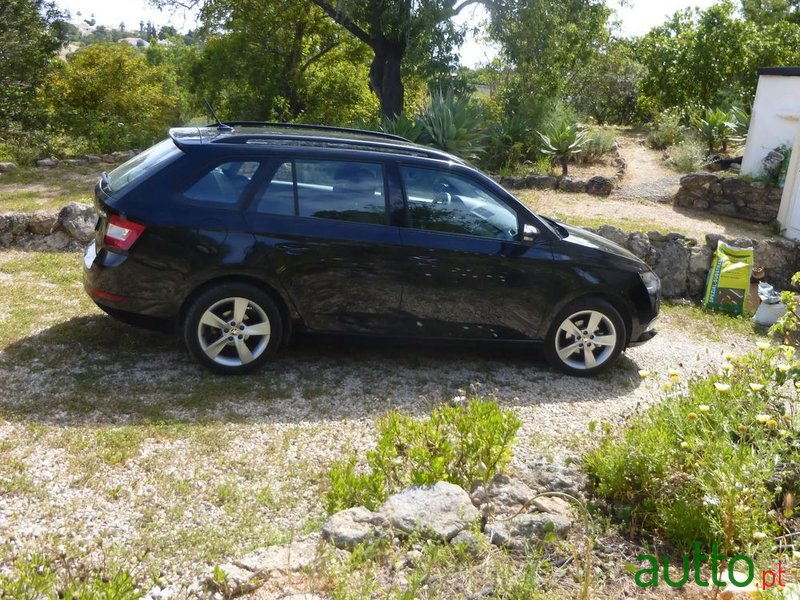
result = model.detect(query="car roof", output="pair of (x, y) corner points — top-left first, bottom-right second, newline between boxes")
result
(168, 122), (466, 165)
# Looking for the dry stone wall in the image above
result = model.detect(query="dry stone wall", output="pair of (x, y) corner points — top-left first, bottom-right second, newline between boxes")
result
(675, 172), (783, 224)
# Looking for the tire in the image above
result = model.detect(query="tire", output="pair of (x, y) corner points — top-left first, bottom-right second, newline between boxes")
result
(183, 283), (283, 375)
(544, 298), (626, 377)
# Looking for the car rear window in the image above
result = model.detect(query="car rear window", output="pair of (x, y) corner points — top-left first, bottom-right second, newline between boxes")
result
(106, 139), (181, 193)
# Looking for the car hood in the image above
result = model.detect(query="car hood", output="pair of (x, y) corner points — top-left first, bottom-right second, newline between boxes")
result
(555, 222), (643, 265)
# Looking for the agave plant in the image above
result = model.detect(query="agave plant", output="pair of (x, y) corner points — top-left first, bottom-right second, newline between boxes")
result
(728, 106), (750, 153)
(693, 107), (733, 154)
(536, 121), (591, 176)
(416, 88), (487, 160)
(381, 112), (424, 143)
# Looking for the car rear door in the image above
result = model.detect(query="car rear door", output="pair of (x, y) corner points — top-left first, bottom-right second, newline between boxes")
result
(243, 156), (405, 333)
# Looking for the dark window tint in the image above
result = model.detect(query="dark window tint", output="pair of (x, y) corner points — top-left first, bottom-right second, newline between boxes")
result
(296, 160), (386, 224)
(401, 166), (518, 240)
(107, 138), (180, 193)
(253, 162), (295, 215)
(184, 161), (260, 204)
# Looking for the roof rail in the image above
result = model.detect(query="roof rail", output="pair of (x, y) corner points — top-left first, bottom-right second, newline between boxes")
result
(209, 121), (410, 143)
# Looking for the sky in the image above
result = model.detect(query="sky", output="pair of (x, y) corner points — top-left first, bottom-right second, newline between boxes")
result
(56, 0), (722, 67)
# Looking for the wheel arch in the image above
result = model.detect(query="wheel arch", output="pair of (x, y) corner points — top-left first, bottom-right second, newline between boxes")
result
(541, 290), (634, 345)
(179, 274), (295, 346)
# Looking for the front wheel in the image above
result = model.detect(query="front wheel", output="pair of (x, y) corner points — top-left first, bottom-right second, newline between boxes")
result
(183, 283), (283, 374)
(544, 298), (626, 377)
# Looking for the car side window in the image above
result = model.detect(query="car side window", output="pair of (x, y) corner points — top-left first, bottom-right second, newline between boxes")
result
(295, 160), (386, 225)
(400, 166), (519, 240)
(184, 161), (260, 205)
(252, 161), (295, 216)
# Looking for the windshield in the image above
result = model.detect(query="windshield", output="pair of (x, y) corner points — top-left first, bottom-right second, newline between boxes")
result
(106, 139), (180, 193)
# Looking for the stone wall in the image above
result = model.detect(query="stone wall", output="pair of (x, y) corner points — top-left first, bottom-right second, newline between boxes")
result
(0, 202), (96, 251)
(592, 225), (799, 298)
(674, 172), (783, 223)
(1, 203), (798, 299)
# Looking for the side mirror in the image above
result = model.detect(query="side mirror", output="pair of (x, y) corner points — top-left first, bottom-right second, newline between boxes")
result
(522, 223), (539, 243)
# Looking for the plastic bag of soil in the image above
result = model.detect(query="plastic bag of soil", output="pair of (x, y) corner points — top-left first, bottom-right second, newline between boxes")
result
(703, 240), (754, 316)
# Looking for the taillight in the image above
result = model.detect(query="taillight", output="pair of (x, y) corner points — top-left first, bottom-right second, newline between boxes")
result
(104, 214), (145, 250)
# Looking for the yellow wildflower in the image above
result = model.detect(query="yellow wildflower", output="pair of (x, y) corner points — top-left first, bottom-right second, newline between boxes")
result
(778, 364), (791, 373)
(749, 383), (765, 392)
(767, 419), (779, 429)
(753, 532), (768, 542)
(680, 441), (689, 449)
(714, 383), (731, 392)
(662, 382), (673, 391)
(668, 369), (680, 381)
(698, 404), (710, 413)
(688, 412), (698, 421)
(723, 352), (735, 361)
(721, 362), (734, 373)
(756, 341), (770, 352)
(737, 424), (748, 434)
(638, 370), (651, 379)
(756, 414), (770, 424)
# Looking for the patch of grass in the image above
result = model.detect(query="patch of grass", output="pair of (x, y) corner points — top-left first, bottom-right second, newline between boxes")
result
(547, 211), (665, 234)
(585, 347), (799, 553)
(0, 164), (100, 213)
(661, 302), (763, 342)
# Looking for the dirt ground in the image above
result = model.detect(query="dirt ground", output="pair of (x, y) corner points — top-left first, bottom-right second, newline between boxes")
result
(517, 134), (776, 242)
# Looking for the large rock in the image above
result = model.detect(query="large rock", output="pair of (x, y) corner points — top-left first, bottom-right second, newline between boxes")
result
(558, 177), (587, 193)
(654, 238), (690, 298)
(58, 202), (96, 242)
(680, 172), (718, 191)
(596, 225), (628, 247)
(0, 162), (18, 173)
(234, 534), (320, 575)
(36, 157), (59, 167)
(525, 175), (558, 190)
(27, 211), (58, 235)
(322, 506), (390, 550)
(484, 513), (571, 550)
(586, 176), (614, 196)
(688, 245), (713, 298)
(627, 232), (652, 261)
(470, 474), (535, 514)
(378, 482), (480, 542)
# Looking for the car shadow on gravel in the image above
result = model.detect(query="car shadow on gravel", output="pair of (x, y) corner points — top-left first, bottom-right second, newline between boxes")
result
(0, 315), (644, 425)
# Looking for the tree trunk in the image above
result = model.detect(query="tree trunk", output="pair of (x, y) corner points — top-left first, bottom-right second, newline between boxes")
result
(369, 40), (405, 121)
(561, 157), (569, 176)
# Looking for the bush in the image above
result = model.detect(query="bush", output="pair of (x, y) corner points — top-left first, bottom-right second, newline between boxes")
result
(416, 88), (487, 160)
(44, 43), (182, 154)
(325, 393), (521, 514)
(585, 347), (800, 553)
(666, 139), (707, 172)
(536, 121), (591, 176)
(646, 108), (685, 150)
(693, 107), (733, 154)
(578, 129), (617, 164)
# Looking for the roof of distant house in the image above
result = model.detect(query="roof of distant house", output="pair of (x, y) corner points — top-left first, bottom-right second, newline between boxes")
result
(119, 37), (150, 48)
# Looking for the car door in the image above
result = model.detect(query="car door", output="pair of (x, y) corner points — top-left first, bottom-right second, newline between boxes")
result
(244, 156), (405, 333)
(396, 164), (557, 341)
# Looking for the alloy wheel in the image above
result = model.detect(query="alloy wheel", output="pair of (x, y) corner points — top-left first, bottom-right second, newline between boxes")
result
(554, 309), (618, 371)
(196, 296), (271, 367)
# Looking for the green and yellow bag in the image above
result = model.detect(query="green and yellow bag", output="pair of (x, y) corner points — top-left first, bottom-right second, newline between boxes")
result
(703, 240), (754, 316)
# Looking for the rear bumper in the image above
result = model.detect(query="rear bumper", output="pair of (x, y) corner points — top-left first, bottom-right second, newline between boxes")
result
(83, 241), (179, 318)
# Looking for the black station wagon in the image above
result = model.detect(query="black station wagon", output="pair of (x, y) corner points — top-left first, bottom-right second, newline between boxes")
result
(83, 123), (660, 376)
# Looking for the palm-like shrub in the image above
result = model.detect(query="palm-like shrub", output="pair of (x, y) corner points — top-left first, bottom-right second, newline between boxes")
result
(693, 107), (733, 154)
(537, 121), (591, 176)
(416, 88), (487, 160)
(381, 111), (424, 143)
(728, 106), (750, 153)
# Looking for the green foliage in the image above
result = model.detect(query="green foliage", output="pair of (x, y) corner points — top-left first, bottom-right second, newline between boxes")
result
(577, 129), (616, 164)
(416, 88), (487, 160)
(488, 0), (612, 101)
(646, 108), (686, 150)
(536, 121), (591, 176)
(729, 105), (750, 152)
(567, 39), (647, 126)
(771, 272), (800, 344)
(585, 348), (800, 553)
(0, 0), (67, 129)
(742, 0), (800, 25)
(0, 553), (140, 599)
(693, 107), (733, 154)
(666, 139), (707, 173)
(44, 43), (182, 154)
(636, 1), (800, 116)
(325, 394), (521, 514)
(381, 111), (424, 143)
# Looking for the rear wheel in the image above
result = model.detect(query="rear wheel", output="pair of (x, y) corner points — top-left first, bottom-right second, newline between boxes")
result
(183, 283), (282, 374)
(544, 298), (626, 376)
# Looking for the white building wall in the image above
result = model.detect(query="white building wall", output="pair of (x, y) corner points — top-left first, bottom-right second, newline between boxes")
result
(741, 71), (800, 177)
